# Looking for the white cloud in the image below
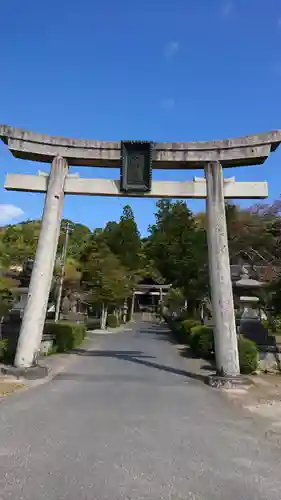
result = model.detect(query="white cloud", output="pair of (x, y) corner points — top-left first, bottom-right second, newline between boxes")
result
(161, 98), (175, 111)
(221, 1), (233, 17)
(164, 41), (179, 58)
(0, 204), (24, 224)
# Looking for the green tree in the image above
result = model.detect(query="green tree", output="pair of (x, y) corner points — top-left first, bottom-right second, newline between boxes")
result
(103, 205), (142, 271)
(102, 205), (143, 317)
(0, 221), (39, 266)
(57, 220), (91, 260)
(164, 287), (185, 316)
(81, 237), (133, 328)
(52, 257), (83, 311)
(196, 200), (281, 266)
(147, 200), (208, 311)
(0, 275), (17, 317)
(0, 219), (92, 269)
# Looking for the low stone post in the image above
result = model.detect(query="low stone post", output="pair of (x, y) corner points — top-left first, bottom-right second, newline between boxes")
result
(15, 157), (68, 368)
(204, 161), (240, 378)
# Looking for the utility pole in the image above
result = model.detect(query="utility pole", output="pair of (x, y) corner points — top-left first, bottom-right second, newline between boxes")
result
(55, 221), (73, 322)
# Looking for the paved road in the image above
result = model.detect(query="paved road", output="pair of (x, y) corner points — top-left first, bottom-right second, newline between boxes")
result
(1, 322), (281, 500)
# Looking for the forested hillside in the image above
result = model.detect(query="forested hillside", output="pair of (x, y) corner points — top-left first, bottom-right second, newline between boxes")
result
(1, 198), (281, 316)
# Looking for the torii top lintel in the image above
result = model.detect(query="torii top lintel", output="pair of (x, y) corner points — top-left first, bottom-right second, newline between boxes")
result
(1, 125), (281, 169)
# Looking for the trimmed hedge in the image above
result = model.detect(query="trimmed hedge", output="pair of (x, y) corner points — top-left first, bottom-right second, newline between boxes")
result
(169, 319), (186, 343)
(238, 336), (258, 374)
(45, 321), (86, 352)
(175, 311), (195, 323)
(190, 325), (214, 358)
(86, 318), (100, 331)
(189, 326), (258, 374)
(0, 339), (8, 361)
(107, 314), (119, 328)
(182, 319), (201, 341)
(0, 321), (86, 363)
(164, 315), (201, 344)
(0, 336), (18, 364)
(163, 313), (259, 374)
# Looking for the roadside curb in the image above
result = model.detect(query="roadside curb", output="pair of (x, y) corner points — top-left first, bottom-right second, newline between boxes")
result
(1, 364), (49, 380)
(0, 335), (99, 394)
(0, 324), (130, 386)
(0, 352), (78, 396)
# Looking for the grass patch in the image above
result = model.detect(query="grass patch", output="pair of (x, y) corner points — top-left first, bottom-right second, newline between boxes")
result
(0, 381), (25, 397)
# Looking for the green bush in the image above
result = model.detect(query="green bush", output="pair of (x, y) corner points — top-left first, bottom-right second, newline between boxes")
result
(238, 336), (258, 374)
(186, 324), (258, 373)
(107, 314), (119, 328)
(190, 325), (214, 358)
(86, 318), (100, 331)
(182, 319), (201, 341)
(0, 336), (19, 364)
(164, 314), (201, 344)
(171, 320), (186, 343)
(165, 316), (189, 344)
(0, 322), (86, 362)
(0, 339), (8, 361)
(45, 321), (86, 353)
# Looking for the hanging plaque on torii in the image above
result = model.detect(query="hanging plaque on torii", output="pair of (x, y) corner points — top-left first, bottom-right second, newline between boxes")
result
(120, 140), (152, 193)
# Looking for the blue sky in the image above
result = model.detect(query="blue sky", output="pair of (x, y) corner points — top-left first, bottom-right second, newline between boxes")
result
(0, 0), (281, 234)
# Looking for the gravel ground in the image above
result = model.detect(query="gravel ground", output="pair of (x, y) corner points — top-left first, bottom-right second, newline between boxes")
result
(0, 321), (281, 500)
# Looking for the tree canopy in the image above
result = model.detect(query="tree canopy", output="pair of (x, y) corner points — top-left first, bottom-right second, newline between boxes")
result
(103, 205), (142, 271)
(81, 238), (133, 307)
(196, 199), (281, 268)
(146, 200), (208, 310)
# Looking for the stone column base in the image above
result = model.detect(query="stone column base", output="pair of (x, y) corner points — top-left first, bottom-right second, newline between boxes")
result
(1, 365), (49, 380)
(207, 374), (252, 389)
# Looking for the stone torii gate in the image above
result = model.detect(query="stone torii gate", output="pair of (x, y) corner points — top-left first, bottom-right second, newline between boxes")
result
(1, 125), (281, 383)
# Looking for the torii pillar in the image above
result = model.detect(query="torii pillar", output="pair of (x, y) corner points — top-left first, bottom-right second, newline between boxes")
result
(1, 125), (280, 384)
(205, 162), (239, 378)
(15, 157), (68, 368)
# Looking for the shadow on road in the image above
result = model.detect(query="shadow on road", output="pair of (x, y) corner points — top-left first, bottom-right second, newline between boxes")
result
(140, 324), (215, 372)
(57, 348), (208, 384)
(138, 324), (179, 345)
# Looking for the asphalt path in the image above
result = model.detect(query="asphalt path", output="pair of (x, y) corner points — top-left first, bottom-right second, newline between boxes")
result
(1, 321), (281, 500)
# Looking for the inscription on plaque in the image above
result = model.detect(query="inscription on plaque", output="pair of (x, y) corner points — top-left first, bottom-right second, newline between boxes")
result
(127, 154), (145, 184)
(120, 141), (152, 193)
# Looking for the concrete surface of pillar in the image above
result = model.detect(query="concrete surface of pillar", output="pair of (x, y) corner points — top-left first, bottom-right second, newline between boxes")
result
(55, 222), (71, 322)
(15, 157), (68, 368)
(204, 161), (240, 377)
